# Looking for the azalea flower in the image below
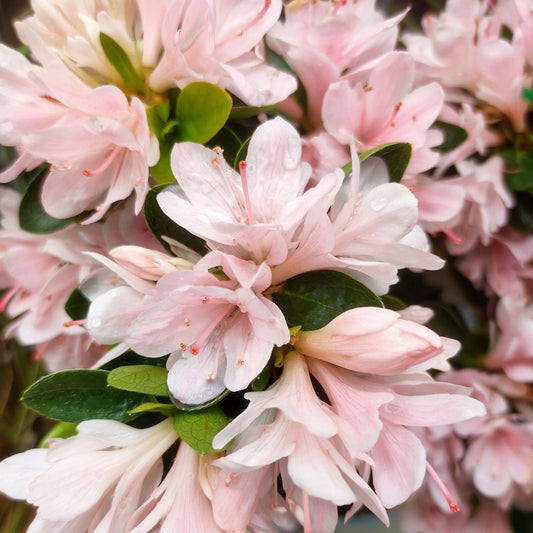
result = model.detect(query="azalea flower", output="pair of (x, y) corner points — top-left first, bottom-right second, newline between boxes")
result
(0, 419), (178, 533)
(158, 116), (342, 266)
(212, 351), (389, 533)
(126, 441), (224, 533)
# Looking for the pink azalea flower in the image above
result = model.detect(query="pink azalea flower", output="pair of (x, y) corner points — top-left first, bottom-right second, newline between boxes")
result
(0, 188), (159, 370)
(309, 360), (486, 509)
(126, 441), (224, 533)
(267, 0), (406, 127)
(488, 286), (533, 382)
(158, 116), (342, 266)
(292, 307), (446, 376)
(22, 86), (158, 223)
(149, 0), (297, 106)
(446, 156), (514, 255)
(270, 155), (444, 292)
(322, 51), (444, 174)
(454, 228), (533, 297)
(0, 419), (178, 533)
(212, 351), (389, 532)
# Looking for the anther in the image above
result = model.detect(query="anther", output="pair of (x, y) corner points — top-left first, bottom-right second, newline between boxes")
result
(426, 461), (460, 513)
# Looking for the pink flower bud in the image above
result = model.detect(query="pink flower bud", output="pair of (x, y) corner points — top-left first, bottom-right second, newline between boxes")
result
(292, 307), (444, 375)
(110, 245), (193, 281)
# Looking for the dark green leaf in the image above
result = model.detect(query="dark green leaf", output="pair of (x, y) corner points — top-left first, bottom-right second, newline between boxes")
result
(64, 288), (90, 321)
(18, 165), (71, 234)
(505, 148), (533, 191)
(170, 388), (230, 412)
(21, 369), (149, 423)
(273, 270), (384, 331)
(433, 121), (469, 153)
(107, 365), (169, 396)
(100, 350), (168, 371)
(144, 184), (208, 255)
(380, 295), (407, 311)
(173, 405), (232, 454)
(176, 82), (232, 144)
(359, 142), (412, 182)
(509, 191), (533, 234)
(99, 32), (144, 93)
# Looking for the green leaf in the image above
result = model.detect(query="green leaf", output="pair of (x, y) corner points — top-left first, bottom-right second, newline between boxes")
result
(175, 82), (232, 143)
(64, 288), (90, 321)
(149, 137), (177, 184)
(433, 121), (469, 153)
(250, 360), (272, 391)
(144, 183), (208, 255)
(99, 32), (144, 93)
(18, 165), (72, 234)
(505, 148), (533, 191)
(359, 142), (412, 182)
(273, 270), (384, 331)
(38, 421), (78, 447)
(522, 87), (533, 105)
(21, 369), (149, 423)
(380, 295), (407, 311)
(170, 388), (230, 412)
(100, 350), (168, 371)
(173, 405), (232, 454)
(128, 402), (177, 417)
(107, 365), (169, 396)
(234, 137), (251, 169)
(230, 104), (276, 119)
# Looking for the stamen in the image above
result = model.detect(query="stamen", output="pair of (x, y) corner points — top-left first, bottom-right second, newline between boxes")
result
(0, 285), (21, 312)
(426, 460), (460, 513)
(83, 146), (122, 177)
(332, 0), (347, 16)
(432, 222), (463, 244)
(189, 303), (234, 355)
(239, 161), (255, 224)
(63, 319), (87, 328)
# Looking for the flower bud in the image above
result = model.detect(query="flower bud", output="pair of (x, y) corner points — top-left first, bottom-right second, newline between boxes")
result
(110, 245), (194, 281)
(292, 307), (444, 375)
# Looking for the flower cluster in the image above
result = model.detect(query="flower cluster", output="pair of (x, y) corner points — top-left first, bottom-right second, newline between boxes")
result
(0, 1), (532, 533)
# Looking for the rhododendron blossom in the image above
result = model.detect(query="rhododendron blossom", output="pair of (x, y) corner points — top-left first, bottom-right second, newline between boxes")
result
(0, 1), (531, 532)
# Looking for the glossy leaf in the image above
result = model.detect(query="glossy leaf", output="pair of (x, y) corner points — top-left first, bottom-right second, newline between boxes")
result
(173, 405), (232, 454)
(64, 288), (90, 321)
(144, 183), (208, 255)
(273, 270), (384, 331)
(99, 32), (144, 93)
(359, 142), (412, 182)
(176, 82), (232, 144)
(21, 370), (149, 423)
(100, 350), (168, 371)
(18, 165), (71, 234)
(433, 121), (469, 153)
(107, 365), (169, 396)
